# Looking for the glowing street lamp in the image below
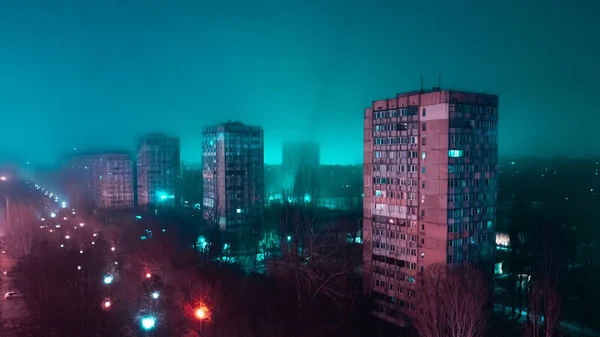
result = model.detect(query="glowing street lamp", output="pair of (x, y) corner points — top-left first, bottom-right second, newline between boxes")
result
(79, 223), (85, 227)
(103, 300), (111, 309)
(151, 291), (159, 299)
(103, 275), (114, 284)
(0, 176), (6, 181)
(195, 308), (206, 320)
(50, 212), (56, 218)
(141, 316), (156, 330)
(145, 272), (152, 279)
(111, 247), (115, 252)
(65, 235), (70, 239)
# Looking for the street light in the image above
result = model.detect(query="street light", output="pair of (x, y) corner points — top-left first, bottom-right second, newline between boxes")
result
(103, 275), (114, 284)
(151, 291), (159, 299)
(103, 300), (111, 309)
(145, 272), (152, 279)
(0, 176), (6, 181)
(141, 316), (156, 330)
(195, 308), (206, 320)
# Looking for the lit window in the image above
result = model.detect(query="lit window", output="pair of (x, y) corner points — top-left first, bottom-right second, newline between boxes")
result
(449, 150), (464, 158)
(421, 152), (426, 160)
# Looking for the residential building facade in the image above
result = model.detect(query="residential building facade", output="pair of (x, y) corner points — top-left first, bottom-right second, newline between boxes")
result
(202, 122), (264, 233)
(136, 133), (181, 209)
(63, 152), (134, 209)
(363, 89), (498, 326)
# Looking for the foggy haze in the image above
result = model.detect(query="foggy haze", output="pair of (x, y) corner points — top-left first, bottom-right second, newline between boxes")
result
(0, 0), (599, 166)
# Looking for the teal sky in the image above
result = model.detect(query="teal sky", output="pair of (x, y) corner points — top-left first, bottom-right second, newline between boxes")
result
(0, 0), (598, 166)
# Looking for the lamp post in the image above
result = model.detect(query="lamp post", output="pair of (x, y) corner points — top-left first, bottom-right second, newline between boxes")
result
(194, 305), (209, 334)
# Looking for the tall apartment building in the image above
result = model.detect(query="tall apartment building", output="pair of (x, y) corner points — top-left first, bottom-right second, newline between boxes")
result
(63, 152), (134, 209)
(202, 122), (264, 233)
(136, 133), (181, 209)
(363, 89), (498, 326)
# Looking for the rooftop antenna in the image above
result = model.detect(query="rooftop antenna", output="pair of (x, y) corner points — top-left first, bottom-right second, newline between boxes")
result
(420, 73), (424, 92)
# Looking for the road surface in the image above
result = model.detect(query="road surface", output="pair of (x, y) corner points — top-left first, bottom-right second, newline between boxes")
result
(1, 254), (28, 321)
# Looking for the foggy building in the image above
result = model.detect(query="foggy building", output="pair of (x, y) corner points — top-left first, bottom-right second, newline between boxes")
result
(282, 142), (320, 200)
(282, 141), (320, 173)
(363, 89), (498, 326)
(64, 152), (134, 209)
(202, 122), (264, 232)
(136, 133), (181, 209)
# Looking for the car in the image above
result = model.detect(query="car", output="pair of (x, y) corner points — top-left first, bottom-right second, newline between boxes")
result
(4, 292), (21, 299)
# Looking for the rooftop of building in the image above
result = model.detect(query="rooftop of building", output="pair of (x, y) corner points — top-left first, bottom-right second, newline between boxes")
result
(202, 121), (263, 134)
(371, 87), (499, 109)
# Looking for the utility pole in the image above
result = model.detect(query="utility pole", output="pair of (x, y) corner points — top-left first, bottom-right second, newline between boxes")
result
(5, 194), (9, 223)
(0, 239), (4, 335)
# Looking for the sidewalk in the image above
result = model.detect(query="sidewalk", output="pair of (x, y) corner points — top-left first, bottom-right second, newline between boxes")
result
(495, 304), (598, 337)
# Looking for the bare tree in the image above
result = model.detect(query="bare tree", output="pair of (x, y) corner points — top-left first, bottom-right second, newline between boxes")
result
(4, 201), (39, 256)
(524, 278), (561, 337)
(267, 207), (358, 336)
(413, 263), (490, 337)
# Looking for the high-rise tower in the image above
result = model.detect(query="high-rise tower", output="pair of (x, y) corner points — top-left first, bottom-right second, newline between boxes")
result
(202, 122), (264, 233)
(363, 89), (498, 326)
(136, 133), (181, 209)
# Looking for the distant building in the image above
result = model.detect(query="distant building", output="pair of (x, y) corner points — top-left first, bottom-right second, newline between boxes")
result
(136, 133), (181, 209)
(181, 162), (203, 209)
(363, 89), (499, 326)
(63, 152), (134, 209)
(282, 142), (320, 173)
(282, 142), (320, 200)
(202, 122), (264, 232)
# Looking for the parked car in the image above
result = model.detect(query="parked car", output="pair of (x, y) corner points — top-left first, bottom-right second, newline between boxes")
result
(4, 292), (21, 299)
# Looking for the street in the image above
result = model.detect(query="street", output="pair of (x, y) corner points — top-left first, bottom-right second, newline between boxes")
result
(1, 254), (27, 321)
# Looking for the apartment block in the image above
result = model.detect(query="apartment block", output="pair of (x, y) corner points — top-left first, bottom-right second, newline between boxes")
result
(363, 89), (498, 326)
(202, 122), (264, 233)
(136, 133), (181, 208)
(64, 152), (134, 209)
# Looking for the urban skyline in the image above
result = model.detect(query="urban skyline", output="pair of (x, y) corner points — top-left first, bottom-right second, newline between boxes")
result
(1, 0), (598, 167)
